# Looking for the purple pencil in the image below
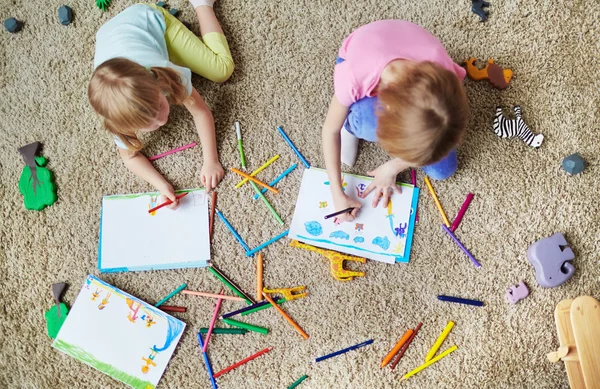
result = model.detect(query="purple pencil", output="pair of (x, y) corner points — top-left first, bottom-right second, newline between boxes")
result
(149, 142), (197, 161)
(410, 169), (419, 222)
(441, 224), (481, 267)
(450, 193), (474, 232)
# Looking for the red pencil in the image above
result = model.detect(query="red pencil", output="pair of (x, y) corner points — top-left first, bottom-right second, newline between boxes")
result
(390, 322), (422, 370)
(158, 305), (187, 313)
(213, 347), (273, 378)
(209, 191), (217, 239)
(147, 192), (188, 214)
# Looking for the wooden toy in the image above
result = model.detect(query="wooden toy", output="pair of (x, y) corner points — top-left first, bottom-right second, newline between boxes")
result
(506, 280), (529, 304)
(464, 58), (513, 89)
(4, 17), (22, 33)
(527, 233), (575, 288)
(547, 296), (600, 389)
(58, 5), (73, 25)
(493, 106), (544, 148)
(562, 153), (587, 175)
(471, 0), (490, 21)
(45, 283), (68, 338)
(18, 142), (57, 211)
(290, 240), (365, 281)
(262, 286), (307, 301)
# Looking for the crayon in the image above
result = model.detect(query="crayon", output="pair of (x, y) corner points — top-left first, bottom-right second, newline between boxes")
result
(276, 126), (310, 168)
(154, 283), (187, 307)
(235, 155), (279, 188)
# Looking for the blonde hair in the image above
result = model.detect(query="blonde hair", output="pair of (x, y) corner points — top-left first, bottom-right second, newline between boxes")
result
(88, 58), (191, 151)
(376, 61), (469, 166)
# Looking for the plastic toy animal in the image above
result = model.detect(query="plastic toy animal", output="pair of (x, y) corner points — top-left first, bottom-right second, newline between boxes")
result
(471, 0), (490, 22)
(562, 153), (586, 175)
(263, 285), (307, 301)
(506, 280), (529, 304)
(18, 142), (57, 210)
(464, 58), (513, 89)
(527, 233), (575, 288)
(493, 106), (544, 148)
(290, 240), (366, 281)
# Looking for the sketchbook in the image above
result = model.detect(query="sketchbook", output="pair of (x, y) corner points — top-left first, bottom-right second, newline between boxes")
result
(288, 168), (419, 263)
(53, 275), (185, 389)
(99, 188), (210, 272)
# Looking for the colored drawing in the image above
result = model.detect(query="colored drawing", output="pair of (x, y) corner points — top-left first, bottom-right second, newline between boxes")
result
(304, 221), (323, 236)
(356, 183), (366, 197)
(98, 293), (111, 310)
(319, 201), (328, 209)
(394, 223), (407, 238)
(53, 275), (185, 389)
(355, 223), (364, 232)
(372, 236), (391, 251)
(392, 242), (405, 254)
(193, 192), (206, 206)
(330, 231), (350, 240)
(324, 175), (348, 191)
(148, 196), (158, 216)
(354, 237), (365, 243)
(92, 289), (101, 301)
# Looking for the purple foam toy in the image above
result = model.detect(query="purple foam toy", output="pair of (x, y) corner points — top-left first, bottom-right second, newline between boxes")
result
(506, 280), (529, 304)
(527, 233), (575, 288)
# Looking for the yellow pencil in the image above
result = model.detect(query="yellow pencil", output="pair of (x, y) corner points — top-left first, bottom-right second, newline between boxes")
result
(381, 329), (413, 368)
(401, 345), (458, 381)
(262, 292), (309, 340)
(235, 155), (280, 188)
(231, 168), (279, 194)
(424, 176), (451, 227)
(425, 321), (454, 362)
(256, 253), (264, 301)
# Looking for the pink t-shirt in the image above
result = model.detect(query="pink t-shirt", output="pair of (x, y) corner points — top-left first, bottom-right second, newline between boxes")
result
(334, 20), (466, 107)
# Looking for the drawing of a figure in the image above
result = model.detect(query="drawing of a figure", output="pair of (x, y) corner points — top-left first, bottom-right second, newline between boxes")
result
(141, 348), (159, 374)
(319, 201), (328, 209)
(141, 314), (157, 328)
(98, 293), (111, 310)
(356, 183), (366, 197)
(126, 298), (142, 323)
(355, 223), (364, 233)
(148, 196), (158, 216)
(394, 223), (407, 238)
(91, 289), (101, 301)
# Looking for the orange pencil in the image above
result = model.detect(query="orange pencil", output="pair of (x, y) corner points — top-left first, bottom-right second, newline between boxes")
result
(147, 192), (188, 213)
(262, 292), (309, 339)
(209, 191), (217, 239)
(380, 329), (414, 368)
(230, 168), (278, 194)
(256, 253), (264, 301)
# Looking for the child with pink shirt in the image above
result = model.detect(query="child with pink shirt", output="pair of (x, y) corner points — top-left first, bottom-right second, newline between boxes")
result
(321, 20), (470, 222)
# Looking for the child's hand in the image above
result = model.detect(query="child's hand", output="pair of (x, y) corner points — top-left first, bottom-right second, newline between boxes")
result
(361, 163), (403, 208)
(332, 192), (361, 223)
(200, 160), (224, 191)
(158, 183), (180, 210)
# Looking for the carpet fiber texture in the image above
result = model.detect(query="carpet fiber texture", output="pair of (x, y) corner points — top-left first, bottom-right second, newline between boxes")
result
(1, 1), (599, 388)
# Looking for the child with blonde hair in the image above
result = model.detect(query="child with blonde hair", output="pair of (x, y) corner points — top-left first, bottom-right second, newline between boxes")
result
(321, 20), (469, 222)
(89, 0), (233, 208)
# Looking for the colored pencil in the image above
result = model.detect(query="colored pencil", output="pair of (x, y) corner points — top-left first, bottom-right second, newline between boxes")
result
(253, 164), (298, 199)
(425, 321), (454, 362)
(241, 298), (286, 316)
(222, 318), (269, 335)
(235, 121), (247, 169)
(147, 192), (188, 214)
(411, 169), (419, 222)
(380, 329), (414, 368)
(256, 253), (264, 301)
(400, 345), (458, 381)
(158, 305), (187, 313)
(154, 283), (187, 307)
(222, 300), (270, 319)
(450, 192), (474, 232)
(213, 347), (273, 378)
(250, 181), (284, 225)
(235, 155), (280, 188)
(276, 126), (310, 168)
(313, 339), (374, 363)
(423, 176), (450, 227)
(182, 290), (246, 302)
(441, 224), (481, 267)
(324, 207), (355, 220)
(215, 209), (252, 253)
(208, 266), (255, 305)
(437, 295), (484, 307)
(262, 292), (309, 339)
(197, 333), (218, 389)
(209, 191), (217, 240)
(287, 375), (308, 389)
(203, 290), (225, 352)
(246, 230), (289, 257)
(390, 322), (422, 370)
(231, 168), (278, 194)
(199, 327), (248, 334)
(148, 142), (196, 161)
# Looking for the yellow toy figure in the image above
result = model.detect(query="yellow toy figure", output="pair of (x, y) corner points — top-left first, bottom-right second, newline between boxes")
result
(290, 240), (366, 281)
(98, 293), (111, 310)
(262, 286), (308, 301)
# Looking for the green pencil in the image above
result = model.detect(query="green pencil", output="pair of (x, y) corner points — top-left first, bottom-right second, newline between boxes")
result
(235, 121), (247, 169)
(154, 283), (187, 307)
(199, 327), (248, 334)
(207, 266), (253, 305)
(241, 298), (287, 316)
(222, 318), (269, 335)
(288, 375), (308, 389)
(249, 181), (284, 225)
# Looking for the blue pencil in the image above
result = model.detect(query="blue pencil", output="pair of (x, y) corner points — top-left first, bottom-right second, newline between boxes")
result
(154, 283), (187, 307)
(437, 295), (484, 307)
(197, 333), (218, 389)
(216, 209), (252, 254)
(221, 300), (271, 319)
(276, 126), (310, 168)
(253, 164), (298, 200)
(313, 339), (374, 363)
(245, 230), (289, 257)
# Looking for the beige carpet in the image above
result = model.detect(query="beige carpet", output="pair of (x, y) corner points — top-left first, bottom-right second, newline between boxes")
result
(1, 0), (599, 388)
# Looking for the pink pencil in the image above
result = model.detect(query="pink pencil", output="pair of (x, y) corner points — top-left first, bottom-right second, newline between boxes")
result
(411, 169), (419, 222)
(148, 142), (197, 161)
(451, 192), (474, 232)
(202, 289), (225, 352)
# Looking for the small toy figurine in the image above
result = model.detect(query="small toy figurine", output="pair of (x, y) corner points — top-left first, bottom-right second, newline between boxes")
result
(18, 142), (58, 210)
(464, 58), (513, 89)
(290, 240), (366, 281)
(4, 17), (22, 33)
(262, 286), (307, 301)
(527, 233), (575, 288)
(492, 106), (544, 148)
(471, 0), (490, 22)
(506, 280), (529, 304)
(561, 153), (586, 175)
(58, 5), (73, 25)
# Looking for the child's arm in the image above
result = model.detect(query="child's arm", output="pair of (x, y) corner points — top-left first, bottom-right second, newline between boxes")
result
(118, 149), (180, 209)
(361, 158), (408, 208)
(322, 95), (362, 222)
(184, 88), (224, 191)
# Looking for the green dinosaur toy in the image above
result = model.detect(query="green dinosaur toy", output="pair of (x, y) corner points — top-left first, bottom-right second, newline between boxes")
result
(18, 142), (57, 211)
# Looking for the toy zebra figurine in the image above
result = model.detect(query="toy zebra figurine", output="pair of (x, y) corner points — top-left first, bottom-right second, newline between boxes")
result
(492, 106), (544, 148)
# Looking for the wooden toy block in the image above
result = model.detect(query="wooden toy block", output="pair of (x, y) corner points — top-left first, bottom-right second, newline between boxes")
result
(464, 58), (513, 89)
(290, 240), (365, 281)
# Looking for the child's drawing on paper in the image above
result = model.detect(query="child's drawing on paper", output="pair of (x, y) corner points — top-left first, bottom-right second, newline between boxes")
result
(98, 293), (111, 310)
(148, 196), (158, 216)
(53, 275), (185, 389)
(324, 175), (348, 191)
(92, 289), (101, 301)
(394, 223), (407, 238)
(304, 221), (323, 236)
(193, 192), (206, 206)
(319, 201), (328, 210)
(355, 223), (364, 233)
